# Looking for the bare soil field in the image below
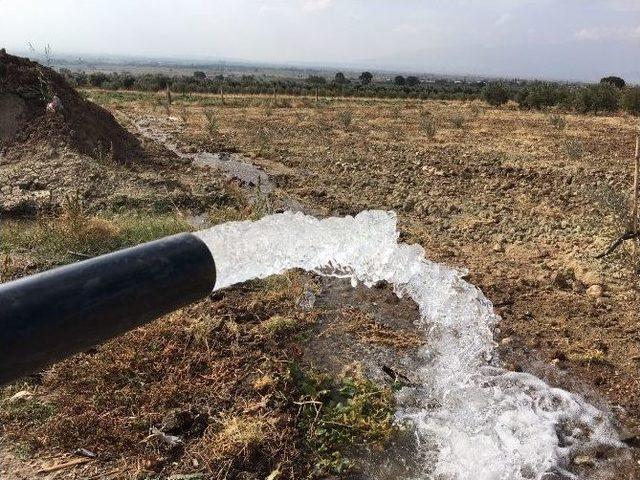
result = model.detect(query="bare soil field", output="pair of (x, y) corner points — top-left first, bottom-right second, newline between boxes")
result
(2, 80), (640, 479)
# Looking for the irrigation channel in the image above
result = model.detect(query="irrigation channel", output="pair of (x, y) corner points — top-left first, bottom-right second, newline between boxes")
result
(129, 114), (627, 479)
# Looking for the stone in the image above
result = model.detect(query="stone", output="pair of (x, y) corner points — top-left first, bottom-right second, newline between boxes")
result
(573, 455), (595, 466)
(586, 284), (603, 299)
(160, 409), (193, 434)
(551, 270), (572, 289)
(580, 271), (602, 287)
(7, 390), (32, 403)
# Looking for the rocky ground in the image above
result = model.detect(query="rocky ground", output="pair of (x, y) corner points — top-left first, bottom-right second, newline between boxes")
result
(2, 88), (640, 478)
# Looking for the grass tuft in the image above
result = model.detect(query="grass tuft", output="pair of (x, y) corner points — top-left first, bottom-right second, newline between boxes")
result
(262, 315), (297, 335)
(2, 208), (190, 268)
(289, 363), (396, 475)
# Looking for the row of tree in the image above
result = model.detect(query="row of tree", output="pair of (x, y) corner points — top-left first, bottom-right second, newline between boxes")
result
(60, 68), (490, 100)
(60, 68), (640, 115)
(482, 78), (640, 115)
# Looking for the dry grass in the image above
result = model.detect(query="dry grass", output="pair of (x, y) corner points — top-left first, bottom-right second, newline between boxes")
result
(1, 203), (190, 269)
(336, 308), (423, 350)
(262, 315), (298, 335)
(0, 272), (313, 477)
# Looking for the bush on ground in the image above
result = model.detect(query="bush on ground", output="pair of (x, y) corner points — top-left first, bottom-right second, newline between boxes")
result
(621, 86), (640, 116)
(482, 82), (510, 106)
(517, 82), (572, 110)
(573, 84), (620, 114)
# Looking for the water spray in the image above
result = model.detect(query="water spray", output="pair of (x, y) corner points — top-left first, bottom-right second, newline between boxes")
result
(0, 233), (216, 385)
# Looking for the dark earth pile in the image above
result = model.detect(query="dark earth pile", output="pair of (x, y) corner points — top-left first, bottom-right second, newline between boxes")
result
(0, 49), (141, 162)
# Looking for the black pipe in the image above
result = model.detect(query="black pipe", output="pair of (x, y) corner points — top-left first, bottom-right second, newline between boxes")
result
(0, 233), (216, 385)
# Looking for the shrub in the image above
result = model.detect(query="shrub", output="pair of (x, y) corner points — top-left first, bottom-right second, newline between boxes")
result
(517, 82), (571, 110)
(306, 75), (326, 86)
(203, 109), (218, 135)
(257, 126), (271, 154)
(359, 72), (373, 85)
(600, 76), (625, 89)
(482, 82), (510, 106)
(565, 138), (585, 160)
(390, 103), (402, 119)
(420, 115), (437, 139)
(469, 102), (483, 118)
(406, 76), (420, 87)
(621, 87), (640, 116)
(88, 72), (108, 88)
(337, 109), (353, 129)
(547, 114), (567, 131)
(179, 106), (189, 123)
(449, 114), (467, 129)
(573, 84), (619, 114)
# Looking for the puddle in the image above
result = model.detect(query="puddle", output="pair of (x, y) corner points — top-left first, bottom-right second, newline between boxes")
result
(191, 151), (273, 194)
(130, 116), (274, 194)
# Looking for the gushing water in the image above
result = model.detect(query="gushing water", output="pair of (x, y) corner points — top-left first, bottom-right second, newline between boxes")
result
(195, 210), (621, 479)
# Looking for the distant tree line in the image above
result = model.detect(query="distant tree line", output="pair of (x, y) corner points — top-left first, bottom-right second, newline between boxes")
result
(482, 77), (640, 115)
(59, 68), (640, 115)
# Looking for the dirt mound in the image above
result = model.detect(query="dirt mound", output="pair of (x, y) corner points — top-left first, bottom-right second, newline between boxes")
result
(0, 50), (142, 162)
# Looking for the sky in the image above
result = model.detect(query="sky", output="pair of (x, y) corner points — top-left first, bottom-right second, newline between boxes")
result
(1, 0), (639, 82)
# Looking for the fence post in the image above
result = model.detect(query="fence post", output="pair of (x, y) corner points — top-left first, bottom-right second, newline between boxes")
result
(633, 134), (640, 274)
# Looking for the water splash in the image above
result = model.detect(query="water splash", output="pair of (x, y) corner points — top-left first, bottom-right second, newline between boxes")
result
(195, 210), (621, 479)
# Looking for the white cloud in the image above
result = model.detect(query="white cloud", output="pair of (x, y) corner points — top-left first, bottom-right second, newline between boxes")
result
(574, 24), (640, 40)
(495, 13), (514, 26)
(394, 23), (421, 35)
(603, 0), (640, 12)
(301, 0), (334, 12)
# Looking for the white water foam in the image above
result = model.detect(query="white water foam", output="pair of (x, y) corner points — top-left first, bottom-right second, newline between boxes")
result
(195, 210), (622, 479)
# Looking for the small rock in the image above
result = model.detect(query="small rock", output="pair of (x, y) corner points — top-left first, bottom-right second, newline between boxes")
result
(594, 296), (609, 307)
(579, 271), (602, 287)
(492, 243), (504, 252)
(550, 270), (572, 289)
(7, 390), (32, 403)
(620, 428), (640, 448)
(500, 336), (513, 346)
(149, 427), (183, 448)
(161, 409), (193, 434)
(572, 265), (602, 287)
(298, 286), (316, 311)
(73, 448), (97, 458)
(586, 284), (603, 299)
(573, 455), (596, 466)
